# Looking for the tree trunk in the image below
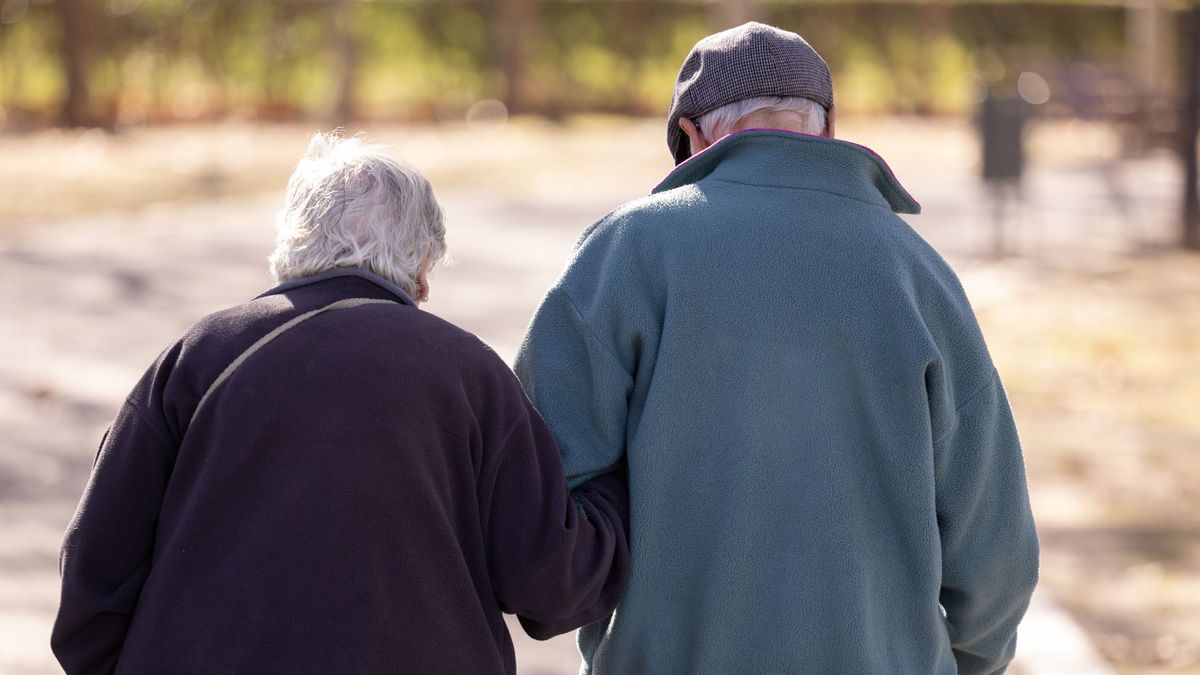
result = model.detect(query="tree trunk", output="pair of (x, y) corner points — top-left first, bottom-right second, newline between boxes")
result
(1182, 6), (1200, 250)
(331, 0), (357, 125)
(713, 0), (758, 30)
(56, 0), (92, 127)
(1129, 0), (1175, 97)
(916, 3), (950, 115)
(497, 0), (533, 114)
(260, 3), (289, 119)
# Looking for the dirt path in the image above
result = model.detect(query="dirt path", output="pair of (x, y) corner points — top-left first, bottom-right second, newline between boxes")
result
(2, 118), (1187, 673)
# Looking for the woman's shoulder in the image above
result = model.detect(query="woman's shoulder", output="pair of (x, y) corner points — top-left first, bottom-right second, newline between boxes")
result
(342, 302), (518, 384)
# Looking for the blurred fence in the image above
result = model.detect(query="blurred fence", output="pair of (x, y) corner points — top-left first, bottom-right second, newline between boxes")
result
(0, 0), (1195, 244)
(0, 0), (1144, 128)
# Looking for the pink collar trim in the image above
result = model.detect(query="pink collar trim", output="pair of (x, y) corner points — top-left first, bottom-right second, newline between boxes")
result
(655, 128), (921, 214)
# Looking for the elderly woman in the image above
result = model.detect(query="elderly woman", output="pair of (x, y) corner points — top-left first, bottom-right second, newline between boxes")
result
(51, 132), (630, 674)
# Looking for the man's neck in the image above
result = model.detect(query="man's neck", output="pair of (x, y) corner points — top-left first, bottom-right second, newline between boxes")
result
(731, 111), (830, 138)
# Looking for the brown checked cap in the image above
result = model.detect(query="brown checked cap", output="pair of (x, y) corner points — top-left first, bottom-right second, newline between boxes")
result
(667, 22), (834, 165)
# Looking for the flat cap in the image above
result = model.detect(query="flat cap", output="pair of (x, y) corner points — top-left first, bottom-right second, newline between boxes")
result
(667, 22), (834, 165)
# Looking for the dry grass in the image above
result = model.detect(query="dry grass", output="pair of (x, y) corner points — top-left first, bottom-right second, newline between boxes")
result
(973, 255), (1200, 674)
(0, 117), (670, 229)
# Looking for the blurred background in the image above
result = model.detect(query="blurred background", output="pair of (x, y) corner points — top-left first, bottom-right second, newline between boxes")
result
(1, 1), (1198, 673)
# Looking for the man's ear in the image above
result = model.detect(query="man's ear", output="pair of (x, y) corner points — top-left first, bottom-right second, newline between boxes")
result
(824, 104), (836, 139)
(679, 117), (709, 156)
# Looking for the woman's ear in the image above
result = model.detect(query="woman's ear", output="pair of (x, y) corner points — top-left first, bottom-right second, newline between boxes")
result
(415, 267), (429, 304)
(415, 246), (431, 304)
(679, 117), (709, 156)
(824, 104), (836, 139)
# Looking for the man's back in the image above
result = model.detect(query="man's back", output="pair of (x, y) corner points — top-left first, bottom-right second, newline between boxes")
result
(516, 131), (1038, 674)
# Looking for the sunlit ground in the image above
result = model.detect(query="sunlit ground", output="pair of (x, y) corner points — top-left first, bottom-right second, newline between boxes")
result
(1, 116), (1197, 674)
(972, 256), (1200, 673)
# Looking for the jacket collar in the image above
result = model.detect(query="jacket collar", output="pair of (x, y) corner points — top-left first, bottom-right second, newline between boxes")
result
(653, 129), (921, 215)
(255, 267), (417, 305)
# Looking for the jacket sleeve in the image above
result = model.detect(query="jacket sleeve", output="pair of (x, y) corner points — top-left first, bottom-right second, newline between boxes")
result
(51, 391), (176, 675)
(479, 396), (630, 640)
(935, 370), (1039, 675)
(514, 286), (634, 488)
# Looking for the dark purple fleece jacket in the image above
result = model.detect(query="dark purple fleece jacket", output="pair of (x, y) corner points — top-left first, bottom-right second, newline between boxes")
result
(51, 270), (630, 674)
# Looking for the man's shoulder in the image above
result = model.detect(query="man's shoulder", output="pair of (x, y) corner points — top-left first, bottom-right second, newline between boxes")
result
(586, 185), (707, 238)
(563, 187), (709, 278)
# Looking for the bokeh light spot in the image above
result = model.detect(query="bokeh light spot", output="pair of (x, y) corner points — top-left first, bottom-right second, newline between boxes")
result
(105, 0), (142, 17)
(1017, 72), (1051, 105)
(0, 0), (28, 25)
(466, 99), (508, 136)
(171, 83), (210, 121)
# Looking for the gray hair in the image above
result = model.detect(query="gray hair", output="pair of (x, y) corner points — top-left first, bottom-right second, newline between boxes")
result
(697, 96), (827, 142)
(268, 131), (447, 299)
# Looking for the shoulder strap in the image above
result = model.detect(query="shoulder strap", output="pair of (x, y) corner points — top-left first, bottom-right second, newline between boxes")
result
(194, 297), (398, 417)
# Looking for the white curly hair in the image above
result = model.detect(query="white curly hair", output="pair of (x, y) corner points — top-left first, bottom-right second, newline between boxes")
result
(268, 131), (447, 300)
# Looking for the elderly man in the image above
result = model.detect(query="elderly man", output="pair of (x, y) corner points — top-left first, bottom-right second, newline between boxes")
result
(516, 22), (1039, 674)
(52, 132), (630, 674)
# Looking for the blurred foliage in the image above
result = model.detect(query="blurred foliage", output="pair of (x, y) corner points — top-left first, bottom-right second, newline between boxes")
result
(0, 0), (1130, 129)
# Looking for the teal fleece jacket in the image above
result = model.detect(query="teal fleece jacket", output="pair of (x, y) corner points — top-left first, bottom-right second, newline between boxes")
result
(515, 130), (1039, 674)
